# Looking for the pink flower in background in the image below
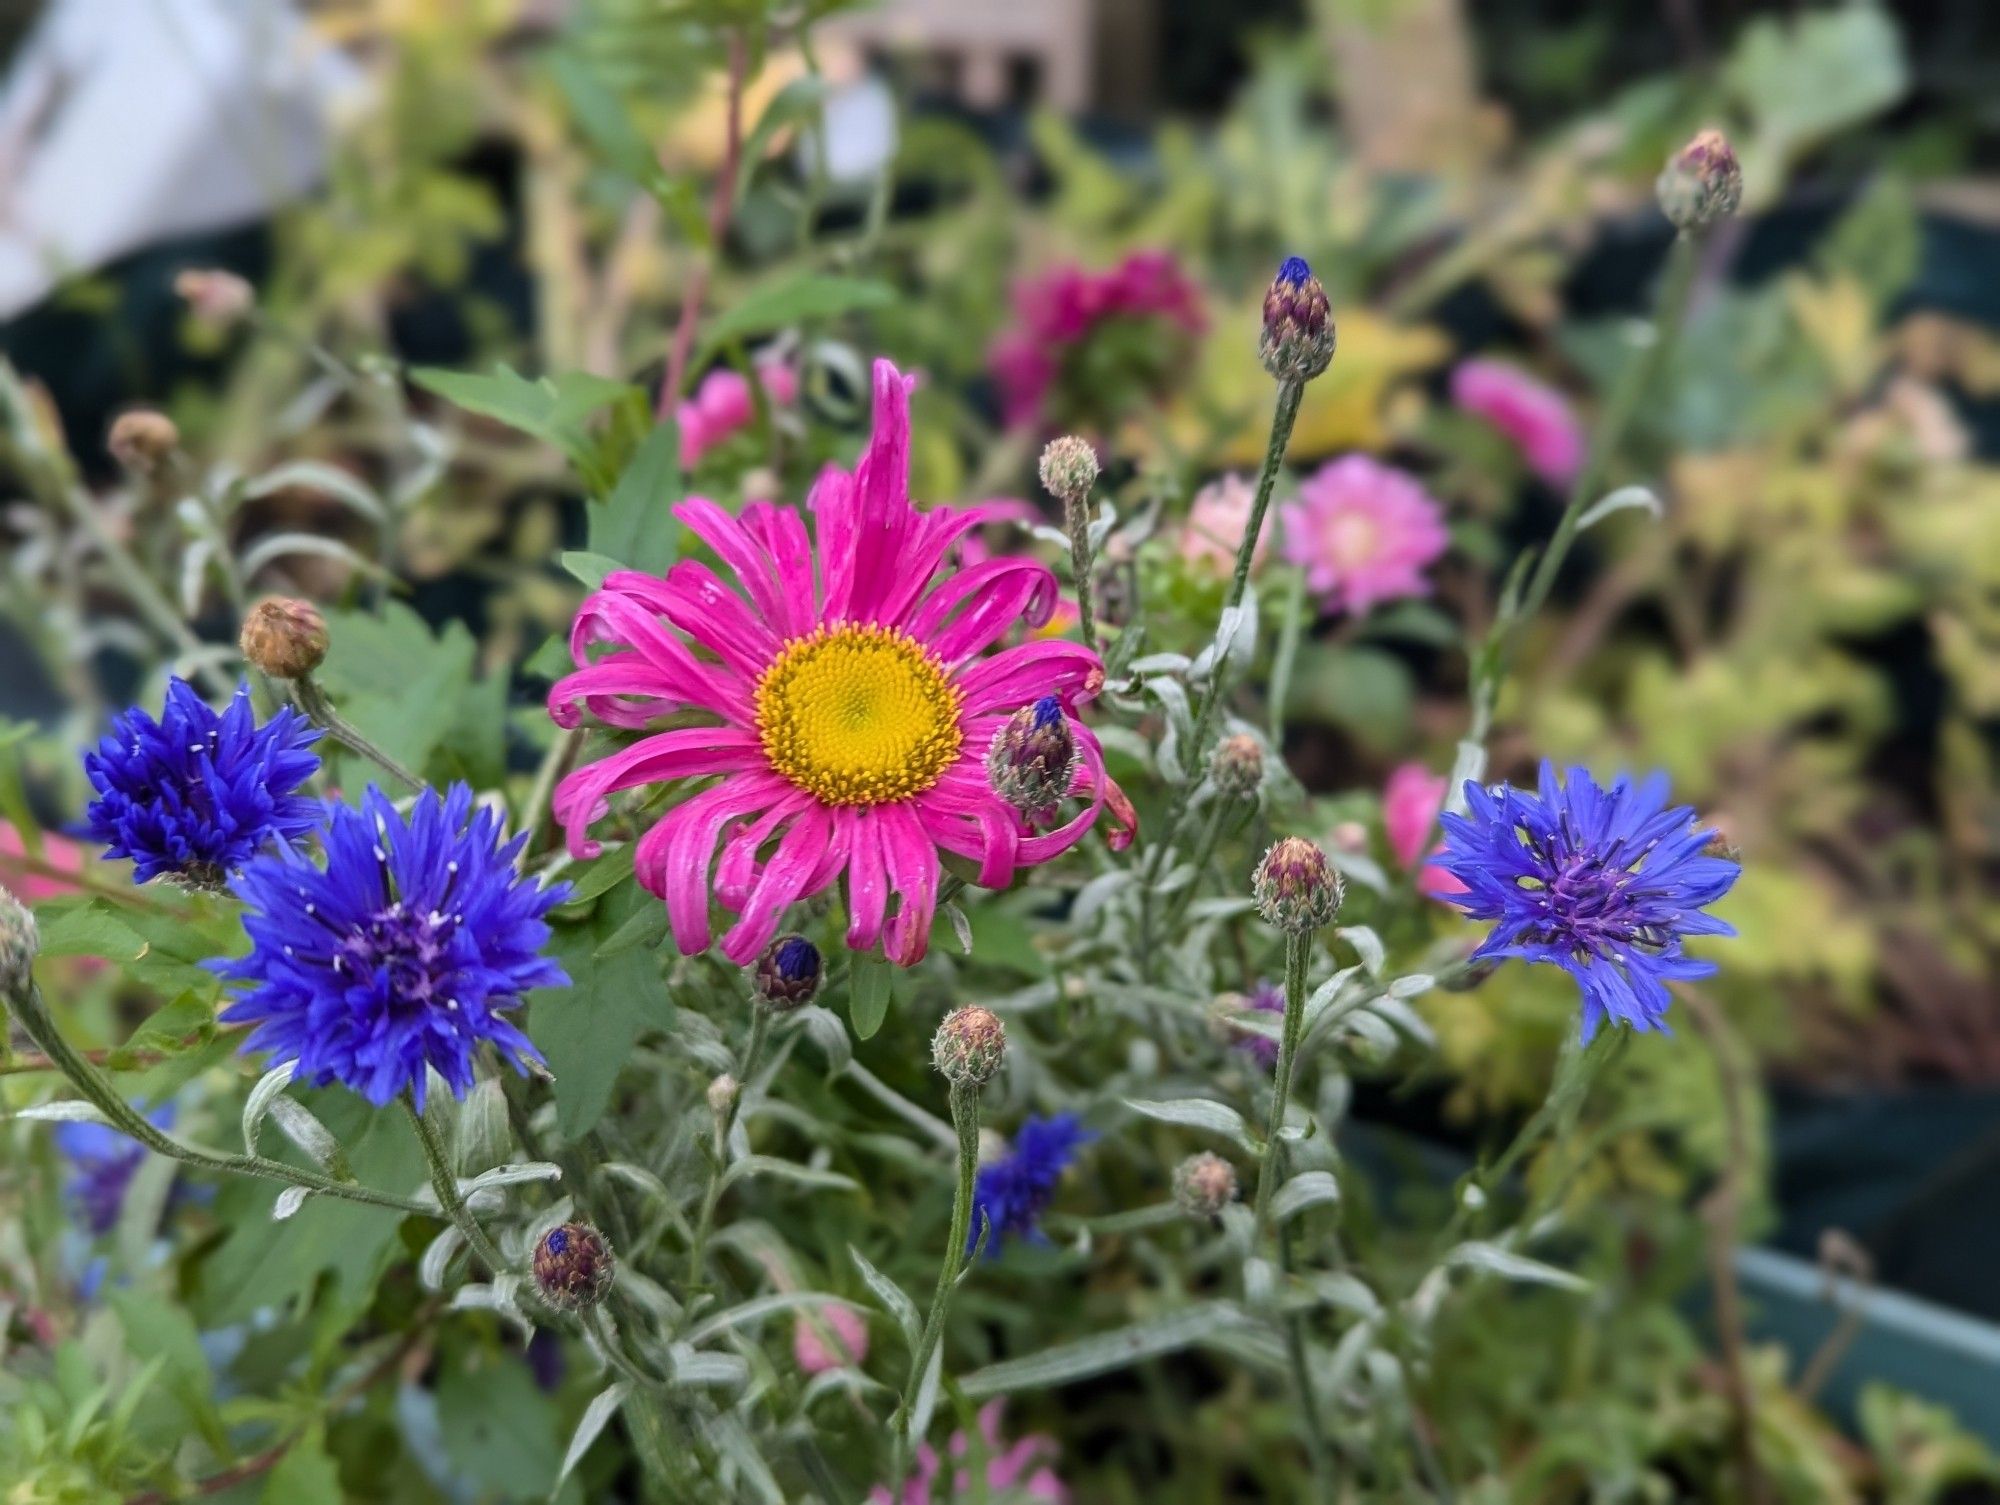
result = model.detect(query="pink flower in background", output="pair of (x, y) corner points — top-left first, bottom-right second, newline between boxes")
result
(793, 1305), (869, 1374)
(1383, 762), (1467, 899)
(1280, 456), (1449, 617)
(550, 360), (1121, 968)
(0, 822), (85, 903)
(678, 360), (799, 469)
(1180, 473), (1266, 574)
(869, 1401), (1068, 1504)
(990, 251), (1205, 429)
(1451, 359), (1584, 487)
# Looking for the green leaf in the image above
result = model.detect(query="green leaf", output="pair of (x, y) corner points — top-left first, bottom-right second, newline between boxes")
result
(316, 602), (500, 791)
(848, 949), (892, 1041)
(693, 274), (895, 369)
(34, 900), (146, 962)
(411, 365), (639, 487)
(547, 49), (681, 207)
(1123, 1097), (1259, 1153)
(529, 880), (673, 1137)
(109, 1289), (224, 1452)
(559, 552), (625, 591)
(261, 1425), (344, 1505)
(588, 420), (684, 576)
(437, 1357), (566, 1502)
(959, 1303), (1255, 1397)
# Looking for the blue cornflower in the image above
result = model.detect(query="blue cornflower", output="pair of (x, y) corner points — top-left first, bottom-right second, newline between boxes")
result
(1230, 980), (1285, 1072)
(1433, 761), (1740, 1041)
(214, 784), (570, 1109)
(970, 1113), (1092, 1256)
(53, 1108), (171, 1235)
(82, 678), (320, 886)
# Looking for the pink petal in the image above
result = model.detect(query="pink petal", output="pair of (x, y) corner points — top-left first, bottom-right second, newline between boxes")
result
(878, 805), (940, 966)
(552, 728), (762, 859)
(844, 809), (888, 953)
(720, 804), (835, 963)
(636, 774), (787, 954)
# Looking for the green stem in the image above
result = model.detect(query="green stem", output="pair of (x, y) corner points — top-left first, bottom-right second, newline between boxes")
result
(890, 1077), (982, 1488)
(1063, 492), (1101, 654)
(291, 672), (424, 792)
(1158, 794), (1231, 939)
(5, 981), (432, 1215)
(1252, 932), (1312, 1242)
(405, 1096), (510, 1274)
(684, 1007), (771, 1288)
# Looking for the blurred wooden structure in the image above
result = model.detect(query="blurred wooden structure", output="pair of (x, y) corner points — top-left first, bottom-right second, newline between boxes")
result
(825, 0), (1113, 114)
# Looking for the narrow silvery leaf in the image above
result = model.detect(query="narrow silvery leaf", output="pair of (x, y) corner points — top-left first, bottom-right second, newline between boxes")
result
(1370, 992), (1438, 1048)
(272, 1186), (311, 1221)
(850, 1245), (920, 1347)
(240, 1064), (296, 1153)
(453, 1078), (509, 1176)
(1123, 1098), (1258, 1152)
(1071, 870), (1135, 927)
(1387, 974), (1437, 1001)
(459, 1162), (564, 1196)
(907, 1342), (945, 1443)
(1300, 1271), (1381, 1318)
(1126, 652), (1193, 677)
(714, 1415), (786, 1505)
(1337, 926), (1386, 978)
(243, 459), (389, 522)
(792, 1007), (851, 1074)
(1325, 1315), (1383, 1393)
(669, 1350), (750, 1389)
(237, 532), (391, 581)
(1271, 1171), (1341, 1222)
(1448, 1241), (1590, 1291)
(1243, 1256), (1276, 1306)
(555, 1383), (629, 1493)
(1085, 497), (1118, 551)
(1326, 849), (1390, 896)
(719, 1156), (858, 1195)
(263, 1097), (348, 1178)
(419, 1226), (464, 1291)
(15, 1101), (112, 1124)
(1443, 739), (1487, 817)
(959, 1304), (1252, 1397)
(683, 1292), (862, 1347)
(1576, 485), (1662, 532)
(945, 903), (973, 955)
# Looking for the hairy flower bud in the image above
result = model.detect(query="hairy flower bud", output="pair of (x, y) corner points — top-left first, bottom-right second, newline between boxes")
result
(1656, 129), (1742, 232)
(1173, 1151), (1238, 1219)
(932, 1005), (1006, 1087)
(107, 410), (179, 475)
(753, 933), (822, 1010)
(1254, 836), (1343, 934)
(1038, 436), (1099, 508)
(174, 268), (254, 329)
(239, 597), (328, 680)
(987, 696), (1078, 819)
(532, 1222), (614, 1311)
(1259, 257), (1336, 384)
(707, 1073), (739, 1117)
(1, 889), (37, 998)
(1210, 734), (1264, 799)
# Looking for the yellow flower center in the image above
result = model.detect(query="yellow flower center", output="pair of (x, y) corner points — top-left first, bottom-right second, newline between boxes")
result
(755, 624), (964, 806)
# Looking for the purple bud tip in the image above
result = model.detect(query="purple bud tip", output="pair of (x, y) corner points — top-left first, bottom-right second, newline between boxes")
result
(1031, 695), (1063, 731)
(1276, 256), (1312, 286)
(545, 1228), (569, 1255)
(773, 934), (819, 981)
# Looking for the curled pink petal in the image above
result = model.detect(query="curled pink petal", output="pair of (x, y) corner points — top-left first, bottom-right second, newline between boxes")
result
(1451, 358), (1584, 487)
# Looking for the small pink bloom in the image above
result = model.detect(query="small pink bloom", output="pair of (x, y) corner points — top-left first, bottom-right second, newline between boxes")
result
(551, 360), (1123, 969)
(793, 1305), (869, 1374)
(677, 361), (797, 469)
(1451, 359), (1584, 487)
(870, 1401), (1068, 1504)
(0, 822), (85, 904)
(1280, 456), (1449, 617)
(1382, 763), (1466, 898)
(1180, 473), (1265, 574)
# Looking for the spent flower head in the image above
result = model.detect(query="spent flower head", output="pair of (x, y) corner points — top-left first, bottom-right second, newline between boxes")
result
(1258, 256), (1336, 384)
(1254, 837), (1343, 934)
(1038, 435), (1099, 510)
(1657, 129), (1742, 232)
(240, 597), (329, 680)
(107, 410), (180, 475)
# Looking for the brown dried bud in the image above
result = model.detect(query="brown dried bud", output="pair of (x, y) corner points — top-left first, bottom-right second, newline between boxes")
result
(239, 597), (328, 680)
(107, 410), (179, 475)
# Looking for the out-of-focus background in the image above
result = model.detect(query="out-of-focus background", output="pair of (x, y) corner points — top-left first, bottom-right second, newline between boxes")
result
(3, 0), (1998, 1497)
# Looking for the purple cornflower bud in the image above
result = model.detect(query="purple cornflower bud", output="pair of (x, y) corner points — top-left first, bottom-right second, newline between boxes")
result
(753, 933), (822, 1010)
(986, 696), (1078, 820)
(1254, 836), (1344, 934)
(239, 597), (329, 680)
(1656, 129), (1742, 232)
(532, 1222), (615, 1311)
(1259, 256), (1336, 384)
(933, 1005), (1006, 1087)
(1173, 1151), (1239, 1219)
(1038, 435), (1099, 510)
(1210, 734), (1264, 799)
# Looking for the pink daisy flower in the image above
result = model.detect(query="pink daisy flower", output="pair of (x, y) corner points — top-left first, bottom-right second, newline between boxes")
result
(678, 359), (799, 469)
(1382, 762), (1467, 899)
(1179, 472), (1266, 574)
(549, 360), (1120, 968)
(1280, 456), (1449, 617)
(869, 1400), (1068, 1504)
(1450, 359), (1584, 488)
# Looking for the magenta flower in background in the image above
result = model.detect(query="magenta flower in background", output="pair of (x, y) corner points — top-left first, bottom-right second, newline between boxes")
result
(1231, 979), (1285, 1071)
(678, 359), (798, 469)
(1179, 473), (1266, 574)
(869, 1401), (1068, 1504)
(550, 360), (1122, 968)
(1383, 763), (1469, 899)
(794, 1304), (870, 1374)
(990, 251), (1205, 430)
(1451, 359), (1584, 487)
(1280, 456), (1449, 617)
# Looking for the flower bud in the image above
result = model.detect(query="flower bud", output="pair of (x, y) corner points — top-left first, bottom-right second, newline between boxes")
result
(1258, 257), (1336, 384)
(239, 597), (328, 680)
(932, 1005), (1006, 1087)
(986, 697), (1078, 819)
(1656, 129), (1742, 233)
(1038, 436), (1099, 509)
(1253, 836), (1343, 934)
(1210, 734), (1263, 799)
(1173, 1151), (1239, 1220)
(532, 1222), (614, 1311)
(753, 933), (822, 1010)
(706, 1073), (739, 1117)
(107, 410), (179, 475)
(0, 889), (37, 998)
(174, 268), (254, 329)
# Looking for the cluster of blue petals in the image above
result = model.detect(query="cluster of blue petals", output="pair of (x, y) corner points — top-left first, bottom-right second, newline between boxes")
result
(53, 1108), (171, 1235)
(969, 1113), (1092, 1256)
(214, 784), (570, 1109)
(81, 679), (320, 885)
(1433, 761), (1740, 1041)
